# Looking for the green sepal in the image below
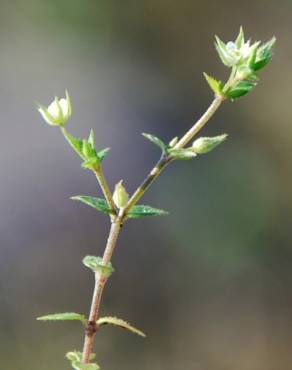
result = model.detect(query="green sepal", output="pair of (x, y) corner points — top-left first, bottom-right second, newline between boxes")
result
(128, 205), (168, 218)
(142, 133), (167, 152)
(167, 147), (197, 160)
(97, 316), (146, 337)
(203, 73), (224, 96)
(225, 79), (257, 99)
(82, 255), (114, 278)
(247, 42), (260, 69)
(235, 26), (244, 48)
(88, 129), (95, 147)
(252, 36), (276, 71)
(215, 36), (233, 67)
(71, 195), (114, 215)
(37, 312), (87, 325)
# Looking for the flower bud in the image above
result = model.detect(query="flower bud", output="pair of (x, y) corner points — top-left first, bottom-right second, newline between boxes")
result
(113, 180), (129, 208)
(192, 134), (227, 154)
(38, 90), (72, 127)
(169, 137), (178, 147)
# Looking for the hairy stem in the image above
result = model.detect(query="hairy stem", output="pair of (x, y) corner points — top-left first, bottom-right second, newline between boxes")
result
(82, 218), (122, 363)
(81, 95), (224, 364)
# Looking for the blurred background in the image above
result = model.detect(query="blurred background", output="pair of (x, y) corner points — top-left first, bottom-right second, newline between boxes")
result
(0, 1), (291, 369)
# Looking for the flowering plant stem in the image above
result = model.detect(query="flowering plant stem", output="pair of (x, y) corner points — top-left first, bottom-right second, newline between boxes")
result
(36, 28), (275, 370)
(81, 95), (224, 363)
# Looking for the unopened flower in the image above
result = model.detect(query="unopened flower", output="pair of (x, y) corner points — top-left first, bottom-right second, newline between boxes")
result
(38, 90), (72, 126)
(192, 134), (227, 154)
(113, 180), (129, 209)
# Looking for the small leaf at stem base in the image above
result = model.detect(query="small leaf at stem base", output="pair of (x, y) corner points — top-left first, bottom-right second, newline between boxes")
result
(82, 255), (114, 278)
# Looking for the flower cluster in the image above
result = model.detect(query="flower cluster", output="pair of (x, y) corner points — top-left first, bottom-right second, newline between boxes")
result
(204, 27), (276, 100)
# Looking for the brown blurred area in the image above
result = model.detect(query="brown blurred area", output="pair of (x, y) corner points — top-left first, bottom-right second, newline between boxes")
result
(0, 1), (292, 369)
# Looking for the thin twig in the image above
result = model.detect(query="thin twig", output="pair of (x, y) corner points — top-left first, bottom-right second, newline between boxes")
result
(122, 96), (224, 218)
(93, 167), (117, 216)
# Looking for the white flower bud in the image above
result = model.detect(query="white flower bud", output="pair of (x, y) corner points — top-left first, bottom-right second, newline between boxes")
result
(38, 90), (72, 127)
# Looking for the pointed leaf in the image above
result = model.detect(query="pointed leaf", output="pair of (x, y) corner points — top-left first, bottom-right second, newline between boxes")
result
(128, 205), (168, 218)
(142, 133), (167, 151)
(37, 312), (87, 325)
(71, 196), (113, 215)
(225, 79), (257, 99)
(253, 36), (276, 71)
(88, 129), (95, 147)
(82, 255), (114, 278)
(203, 73), (223, 96)
(97, 316), (146, 338)
(97, 147), (110, 161)
(62, 128), (85, 159)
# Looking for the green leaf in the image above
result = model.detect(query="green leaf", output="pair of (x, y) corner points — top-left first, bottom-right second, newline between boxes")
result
(66, 353), (100, 370)
(62, 128), (85, 159)
(142, 133), (167, 152)
(96, 147), (110, 161)
(97, 316), (146, 338)
(167, 148), (197, 160)
(235, 26), (245, 48)
(72, 362), (100, 370)
(66, 351), (96, 362)
(128, 205), (168, 218)
(61, 128), (108, 169)
(71, 195), (113, 215)
(192, 134), (228, 154)
(37, 312), (87, 325)
(225, 79), (257, 99)
(82, 255), (114, 278)
(203, 73), (223, 96)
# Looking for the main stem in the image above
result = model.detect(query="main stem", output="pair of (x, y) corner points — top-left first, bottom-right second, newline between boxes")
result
(82, 217), (122, 363)
(81, 95), (224, 364)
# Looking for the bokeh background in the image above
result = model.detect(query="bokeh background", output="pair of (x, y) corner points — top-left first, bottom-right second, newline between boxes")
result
(0, 1), (291, 369)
